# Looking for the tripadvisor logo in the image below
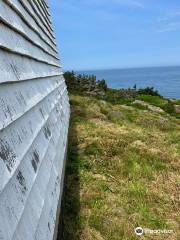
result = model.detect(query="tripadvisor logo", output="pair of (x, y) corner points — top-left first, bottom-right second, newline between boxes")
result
(135, 227), (144, 236)
(134, 227), (174, 236)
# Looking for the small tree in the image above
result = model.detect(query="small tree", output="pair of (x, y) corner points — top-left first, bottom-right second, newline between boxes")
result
(97, 79), (107, 91)
(133, 84), (137, 90)
(64, 71), (76, 90)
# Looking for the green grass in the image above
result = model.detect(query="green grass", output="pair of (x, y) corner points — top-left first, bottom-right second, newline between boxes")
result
(63, 94), (180, 240)
(137, 95), (168, 107)
(136, 94), (180, 119)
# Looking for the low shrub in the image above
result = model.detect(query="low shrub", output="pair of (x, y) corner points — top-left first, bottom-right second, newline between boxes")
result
(138, 87), (161, 97)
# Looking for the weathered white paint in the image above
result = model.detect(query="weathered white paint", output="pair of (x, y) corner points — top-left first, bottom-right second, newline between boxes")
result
(0, 0), (70, 239)
(0, 0), (58, 58)
(0, 23), (59, 65)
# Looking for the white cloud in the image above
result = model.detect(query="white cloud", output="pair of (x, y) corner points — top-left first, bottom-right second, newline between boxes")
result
(158, 21), (180, 32)
(157, 10), (180, 32)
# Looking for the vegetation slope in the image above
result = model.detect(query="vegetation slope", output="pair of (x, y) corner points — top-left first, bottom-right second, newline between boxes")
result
(62, 72), (180, 240)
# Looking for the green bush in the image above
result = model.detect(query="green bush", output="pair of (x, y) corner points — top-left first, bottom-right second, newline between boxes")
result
(162, 102), (175, 114)
(137, 95), (167, 107)
(138, 87), (161, 97)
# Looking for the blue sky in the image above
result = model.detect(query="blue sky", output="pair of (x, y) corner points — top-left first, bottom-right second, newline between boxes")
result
(49, 0), (180, 70)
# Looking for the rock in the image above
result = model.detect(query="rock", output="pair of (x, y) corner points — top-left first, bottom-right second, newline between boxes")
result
(148, 105), (164, 113)
(133, 100), (148, 106)
(174, 105), (180, 113)
(169, 99), (177, 103)
(88, 89), (105, 98)
(133, 100), (164, 113)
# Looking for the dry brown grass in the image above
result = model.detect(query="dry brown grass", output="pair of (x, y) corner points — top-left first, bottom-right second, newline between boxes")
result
(63, 94), (180, 240)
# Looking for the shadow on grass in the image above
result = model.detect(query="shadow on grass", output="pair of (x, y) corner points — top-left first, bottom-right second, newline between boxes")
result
(57, 103), (84, 240)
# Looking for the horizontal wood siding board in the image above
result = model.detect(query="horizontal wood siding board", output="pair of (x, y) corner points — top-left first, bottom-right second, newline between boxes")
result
(0, 2), (59, 58)
(36, 0), (53, 30)
(0, 19), (59, 61)
(0, 49), (62, 84)
(0, 94), (69, 239)
(38, 0), (51, 20)
(0, 89), (69, 239)
(0, 0), (69, 239)
(10, 0), (55, 44)
(42, 0), (49, 9)
(28, 0), (54, 36)
(0, 23), (59, 66)
(39, 0), (50, 17)
(33, 0), (54, 34)
(0, 84), (67, 191)
(4, 0), (57, 51)
(12, 99), (66, 239)
(0, 76), (65, 131)
(19, 0), (55, 42)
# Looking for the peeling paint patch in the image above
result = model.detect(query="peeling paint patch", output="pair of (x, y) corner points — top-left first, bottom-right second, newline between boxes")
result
(0, 139), (16, 172)
(31, 159), (37, 173)
(31, 150), (40, 173)
(16, 170), (27, 194)
(10, 63), (20, 80)
(43, 125), (51, 139)
(39, 107), (45, 119)
(48, 222), (51, 232)
(33, 151), (39, 164)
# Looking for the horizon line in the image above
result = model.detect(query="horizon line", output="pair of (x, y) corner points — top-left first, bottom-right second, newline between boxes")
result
(65, 64), (180, 72)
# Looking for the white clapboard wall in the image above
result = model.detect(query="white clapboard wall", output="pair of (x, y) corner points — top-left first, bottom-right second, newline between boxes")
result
(0, 0), (70, 239)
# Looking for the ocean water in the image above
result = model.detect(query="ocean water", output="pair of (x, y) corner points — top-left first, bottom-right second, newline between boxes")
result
(78, 66), (180, 99)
